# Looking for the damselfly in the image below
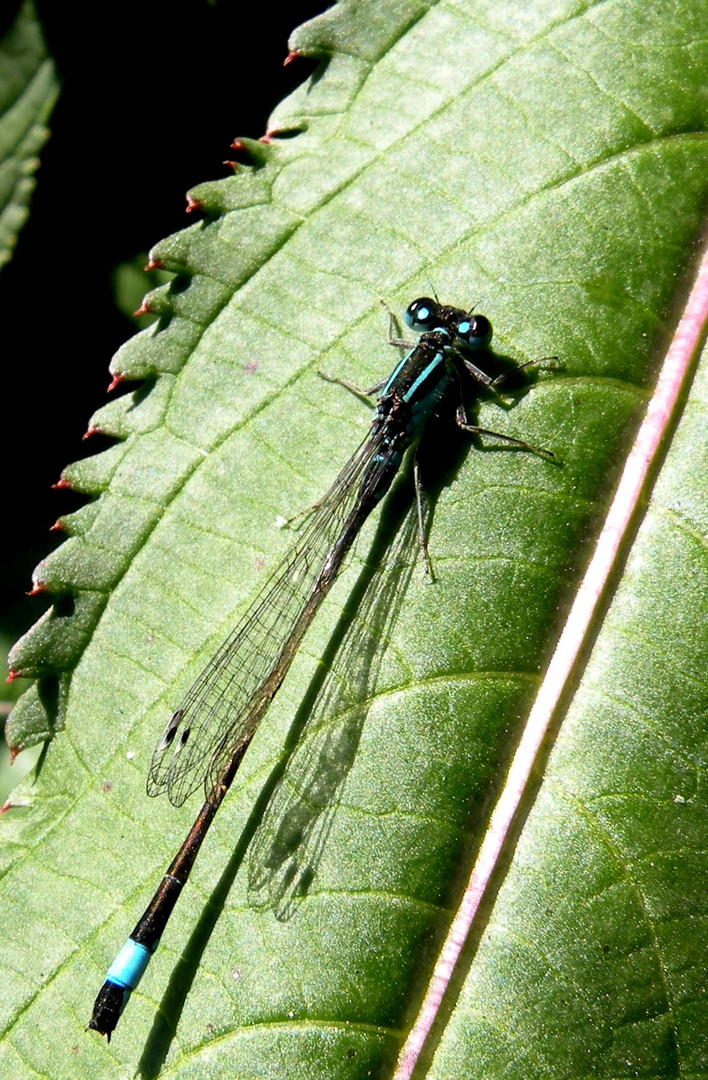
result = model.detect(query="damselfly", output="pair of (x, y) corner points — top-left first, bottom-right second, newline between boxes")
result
(88, 298), (554, 1039)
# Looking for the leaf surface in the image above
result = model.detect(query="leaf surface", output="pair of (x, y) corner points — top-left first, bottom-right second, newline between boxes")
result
(0, 0), (58, 271)
(2, 1), (707, 1078)
(427, 334), (708, 1080)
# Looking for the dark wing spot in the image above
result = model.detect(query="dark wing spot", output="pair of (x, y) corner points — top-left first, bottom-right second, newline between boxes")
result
(175, 727), (191, 754)
(157, 708), (184, 752)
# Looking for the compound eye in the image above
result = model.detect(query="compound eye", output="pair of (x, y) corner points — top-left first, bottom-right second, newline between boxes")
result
(457, 313), (493, 350)
(404, 297), (440, 331)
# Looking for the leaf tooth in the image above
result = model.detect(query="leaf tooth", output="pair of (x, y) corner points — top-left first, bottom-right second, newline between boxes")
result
(52, 502), (100, 539)
(5, 675), (71, 751)
(8, 592), (106, 682)
(229, 137), (272, 167)
(60, 443), (127, 495)
(106, 372), (125, 393)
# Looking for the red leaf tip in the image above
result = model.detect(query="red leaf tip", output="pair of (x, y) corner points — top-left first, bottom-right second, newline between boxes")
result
(283, 50), (302, 66)
(144, 258), (162, 272)
(185, 195), (202, 213)
(107, 373), (124, 393)
(83, 425), (101, 441)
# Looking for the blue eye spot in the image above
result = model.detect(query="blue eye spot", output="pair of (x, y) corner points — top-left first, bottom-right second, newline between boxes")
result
(457, 314), (493, 350)
(405, 297), (441, 331)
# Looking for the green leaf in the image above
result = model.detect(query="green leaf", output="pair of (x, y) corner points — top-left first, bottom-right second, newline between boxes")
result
(427, 336), (708, 1080)
(2, 1), (707, 1078)
(0, 1), (59, 271)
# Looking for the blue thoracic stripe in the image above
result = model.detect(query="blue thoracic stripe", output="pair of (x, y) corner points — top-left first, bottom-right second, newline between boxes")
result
(106, 939), (153, 990)
(381, 350), (411, 396)
(403, 348), (446, 404)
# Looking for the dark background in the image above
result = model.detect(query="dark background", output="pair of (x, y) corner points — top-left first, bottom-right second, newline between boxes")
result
(2, 1), (324, 658)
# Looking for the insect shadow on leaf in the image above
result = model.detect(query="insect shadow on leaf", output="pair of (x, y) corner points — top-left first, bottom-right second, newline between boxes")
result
(247, 484), (421, 920)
